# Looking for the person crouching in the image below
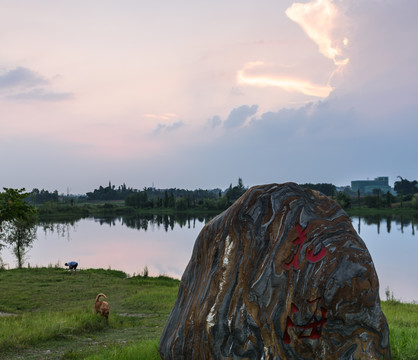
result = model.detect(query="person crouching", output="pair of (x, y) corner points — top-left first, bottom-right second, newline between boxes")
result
(65, 261), (78, 273)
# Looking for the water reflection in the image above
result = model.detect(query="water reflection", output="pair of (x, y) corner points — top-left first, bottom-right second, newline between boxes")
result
(354, 214), (418, 235)
(351, 215), (418, 303)
(97, 213), (215, 232)
(1, 213), (417, 302)
(2, 214), (216, 279)
(37, 213), (216, 237)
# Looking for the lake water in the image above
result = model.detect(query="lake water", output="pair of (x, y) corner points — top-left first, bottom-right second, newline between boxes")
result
(1, 214), (417, 303)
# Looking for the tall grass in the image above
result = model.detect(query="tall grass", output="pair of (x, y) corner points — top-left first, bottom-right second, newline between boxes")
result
(84, 340), (160, 360)
(0, 310), (106, 353)
(381, 301), (418, 360)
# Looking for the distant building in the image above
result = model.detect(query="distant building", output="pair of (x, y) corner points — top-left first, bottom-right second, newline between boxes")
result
(351, 177), (393, 195)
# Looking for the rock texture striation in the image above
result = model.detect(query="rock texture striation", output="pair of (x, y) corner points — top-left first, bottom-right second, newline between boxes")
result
(159, 183), (391, 359)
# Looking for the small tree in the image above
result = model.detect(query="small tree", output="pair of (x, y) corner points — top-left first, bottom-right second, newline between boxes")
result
(0, 188), (38, 267)
(1, 213), (37, 268)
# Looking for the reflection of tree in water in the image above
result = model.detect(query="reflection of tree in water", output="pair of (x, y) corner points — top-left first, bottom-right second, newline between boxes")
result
(96, 217), (119, 227)
(38, 220), (77, 242)
(119, 213), (214, 231)
(36, 213), (214, 240)
(386, 216), (391, 233)
(352, 215), (418, 235)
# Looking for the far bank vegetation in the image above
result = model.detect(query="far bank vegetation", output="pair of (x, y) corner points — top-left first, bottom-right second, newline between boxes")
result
(20, 177), (418, 219)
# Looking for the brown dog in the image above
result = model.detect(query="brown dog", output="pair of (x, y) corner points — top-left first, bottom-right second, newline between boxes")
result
(94, 293), (110, 321)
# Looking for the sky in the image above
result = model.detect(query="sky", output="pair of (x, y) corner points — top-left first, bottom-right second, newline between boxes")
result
(1, 0), (417, 194)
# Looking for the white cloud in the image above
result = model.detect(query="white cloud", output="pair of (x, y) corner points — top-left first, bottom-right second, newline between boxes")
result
(286, 0), (349, 66)
(237, 61), (333, 97)
(236, 0), (349, 99)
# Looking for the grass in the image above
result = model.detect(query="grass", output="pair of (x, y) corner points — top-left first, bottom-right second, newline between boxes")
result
(0, 267), (179, 359)
(382, 300), (418, 360)
(83, 340), (161, 360)
(0, 268), (416, 359)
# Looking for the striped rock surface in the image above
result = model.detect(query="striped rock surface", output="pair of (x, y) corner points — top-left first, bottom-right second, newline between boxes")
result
(159, 183), (391, 359)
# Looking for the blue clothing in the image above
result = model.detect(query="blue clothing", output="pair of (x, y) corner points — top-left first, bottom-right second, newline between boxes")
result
(65, 261), (78, 269)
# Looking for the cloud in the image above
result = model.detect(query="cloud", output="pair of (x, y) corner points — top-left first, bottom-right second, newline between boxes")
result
(236, 1), (349, 99)
(153, 121), (185, 135)
(208, 115), (222, 128)
(0, 66), (73, 102)
(286, 0), (349, 66)
(5, 88), (73, 101)
(223, 104), (258, 129)
(237, 61), (333, 97)
(145, 113), (178, 121)
(0, 67), (48, 88)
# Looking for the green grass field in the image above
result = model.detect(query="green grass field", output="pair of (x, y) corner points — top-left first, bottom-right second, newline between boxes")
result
(0, 268), (416, 359)
(0, 268), (178, 359)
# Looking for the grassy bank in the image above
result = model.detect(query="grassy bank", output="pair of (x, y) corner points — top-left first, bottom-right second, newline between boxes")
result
(36, 201), (222, 222)
(0, 268), (178, 359)
(36, 202), (418, 224)
(0, 268), (416, 359)
(346, 207), (418, 217)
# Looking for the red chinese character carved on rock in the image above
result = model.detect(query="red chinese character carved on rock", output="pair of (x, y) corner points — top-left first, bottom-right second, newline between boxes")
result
(284, 298), (328, 344)
(285, 224), (326, 270)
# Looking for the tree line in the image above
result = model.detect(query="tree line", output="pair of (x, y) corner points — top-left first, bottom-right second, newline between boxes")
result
(124, 178), (246, 211)
(24, 179), (248, 212)
(6, 176), (418, 215)
(1, 177), (418, 267)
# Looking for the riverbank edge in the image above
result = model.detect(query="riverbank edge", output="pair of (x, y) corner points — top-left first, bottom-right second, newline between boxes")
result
(35, 200), (418, 221)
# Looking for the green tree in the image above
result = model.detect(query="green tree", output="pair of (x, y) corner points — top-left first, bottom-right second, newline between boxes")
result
(336, 191), (351, 209)
(412, 195), (418, 210)
(363, 195), (378, 208)
(168, 193), (175, 208)
(394, 176), (418, 196)
(299, 183), (337, 197)
(163, 191), (169, 208)
(125, 191), (149, 209)
(0, 188), (37, 267)
(175, 197), (188, 211)
(225, 178), (247, 205)
(0, 188), (37, 231)
(1, 213), (37, 268)
(373, 189), (381, 209)
(386, 191), (392, 208)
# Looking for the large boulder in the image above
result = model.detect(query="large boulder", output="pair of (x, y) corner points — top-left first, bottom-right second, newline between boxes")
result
(159, 183), (391, 359)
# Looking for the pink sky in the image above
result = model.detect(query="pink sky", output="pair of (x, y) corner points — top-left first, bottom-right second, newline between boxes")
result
(1, 0), (417, 194)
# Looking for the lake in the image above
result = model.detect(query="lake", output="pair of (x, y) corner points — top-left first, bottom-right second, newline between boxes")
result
(1, 213), (417, 303)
